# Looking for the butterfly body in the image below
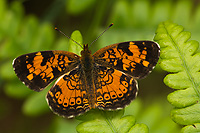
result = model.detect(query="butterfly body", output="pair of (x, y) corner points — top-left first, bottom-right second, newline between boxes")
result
(80, 44), (96, 109)
(13, 41), (160, 118)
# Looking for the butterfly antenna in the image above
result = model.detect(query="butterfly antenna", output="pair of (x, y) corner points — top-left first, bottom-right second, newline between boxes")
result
(55, 27), (83, 48)
(89, 23), (113, 48)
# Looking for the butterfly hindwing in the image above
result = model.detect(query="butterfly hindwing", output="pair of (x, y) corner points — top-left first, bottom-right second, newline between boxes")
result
(93, 64), (138, 110)
(13, 51), (80, 91)
(46, 65), (91, 118)
(93, 41), (160, 79)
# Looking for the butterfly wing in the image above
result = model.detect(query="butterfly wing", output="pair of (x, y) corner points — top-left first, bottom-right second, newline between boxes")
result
(13, 51), (80, 91)
(92, 41), (159, 110)
(93, 41), (160, 79)
(46, 65), (90, 118)
(93, 64), (138, 110)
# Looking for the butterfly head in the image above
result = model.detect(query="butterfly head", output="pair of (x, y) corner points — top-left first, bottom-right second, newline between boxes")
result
(81, 44), (91, 56)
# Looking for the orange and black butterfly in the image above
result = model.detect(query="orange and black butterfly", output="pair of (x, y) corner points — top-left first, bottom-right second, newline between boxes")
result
(13, 24), (160, 118)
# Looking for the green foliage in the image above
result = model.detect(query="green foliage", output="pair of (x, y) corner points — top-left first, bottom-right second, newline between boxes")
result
(127, 99), (180, 133)
(66, 0), (95, 15)
(181, 123), (200, 133)
(0, 0), (67, 99)
(22, 88), (49, 116)
(50, 117), (79, 133)
(1, 0), (200, 132)
(154, 21), (200, 131)
(76, 109), (148, 133)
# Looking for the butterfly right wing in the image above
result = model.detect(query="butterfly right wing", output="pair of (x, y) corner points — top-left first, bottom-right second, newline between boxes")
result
(93, 41), (160, 79)
(93, 64), (138, 110)
(92, 41), (159, 110)
(13, 51), (80, 91)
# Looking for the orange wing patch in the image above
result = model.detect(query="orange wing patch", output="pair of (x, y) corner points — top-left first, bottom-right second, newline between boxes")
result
(13, 51), (80, 91)
(46, 66), (91, 118)
(26, 52), (55, 81)
(94, 65), (138, 110)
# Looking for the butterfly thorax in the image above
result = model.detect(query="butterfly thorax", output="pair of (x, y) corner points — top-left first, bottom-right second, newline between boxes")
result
(80, 44), (96, 108)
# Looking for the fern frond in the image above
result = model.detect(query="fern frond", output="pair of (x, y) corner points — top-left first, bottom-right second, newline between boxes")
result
(154, 21), (200, 130)
(76, 109), (148, 133)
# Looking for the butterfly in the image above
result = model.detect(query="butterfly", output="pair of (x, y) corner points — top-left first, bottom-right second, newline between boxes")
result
(13, 25), (160, 118)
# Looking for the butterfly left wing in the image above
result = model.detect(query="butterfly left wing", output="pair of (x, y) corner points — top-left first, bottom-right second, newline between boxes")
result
(46, 65), (91, 118)
(93, 41), (160, 79)
(13, 51), (80, 91)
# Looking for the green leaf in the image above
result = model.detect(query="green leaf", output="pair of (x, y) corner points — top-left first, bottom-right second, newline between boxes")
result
(167, 88), (199, 108)
(128, 124), (148, 133)
(154, 21), (200, 126)
(76, 109), (148, 133)
(76, 109), (124, 122)
(69, 30), (83, 55)
(171, 104), (200, 125)
(181, 123), (200, 133)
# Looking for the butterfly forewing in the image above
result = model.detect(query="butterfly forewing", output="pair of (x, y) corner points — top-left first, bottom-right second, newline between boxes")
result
(93, 41), (160, 79)
(13, 51), (80, 91)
